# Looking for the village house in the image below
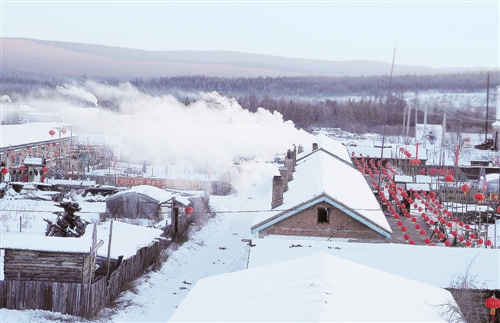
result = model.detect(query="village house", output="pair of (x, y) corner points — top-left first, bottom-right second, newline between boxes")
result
(251, 134), (392, 240)
(169, 252), (456, 322)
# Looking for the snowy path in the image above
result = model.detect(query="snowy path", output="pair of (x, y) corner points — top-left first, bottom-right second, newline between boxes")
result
(108, 197), (258, 322)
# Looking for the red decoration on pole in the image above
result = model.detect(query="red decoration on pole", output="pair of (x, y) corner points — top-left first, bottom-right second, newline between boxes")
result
(1, 167), (9, 175)
(61, 128), (67, 134)
(49, 129), (56, 136)
(474, 192), (485, 203)
(19, 165), (26, 172)
(485, 295), (500, 309)
(185, 206), (194, 215)
(445, 175), (454, 182)
(41, 166), (49, 174)
(461, 184), (470, 194)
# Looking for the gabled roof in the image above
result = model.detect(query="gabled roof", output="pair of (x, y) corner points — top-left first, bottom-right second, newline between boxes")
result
(252, 149), (392, 237)
(298, 133), (353, 165)
(168, 253), (455, 322)
(110, 185), (190, 205)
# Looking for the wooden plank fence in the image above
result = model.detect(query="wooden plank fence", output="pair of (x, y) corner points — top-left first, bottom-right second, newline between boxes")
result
(0, 240), (165, 318)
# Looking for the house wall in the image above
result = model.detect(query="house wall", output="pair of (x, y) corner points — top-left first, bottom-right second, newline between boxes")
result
(259, 201), (385, 240)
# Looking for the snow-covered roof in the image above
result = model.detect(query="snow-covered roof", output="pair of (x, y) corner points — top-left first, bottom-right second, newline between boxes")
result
(23, 157), (45, 165)
(169, 252), (456, 322)
(406, 182), (432, 192)
(348, 144), (428, 161)
(297, 133), (352, 164)
(0, 122), (75, 149)
(111, 185), (190, 205)
(347, 146), (394, 159)
(252, 149), (392, 236)
(1, 221), (163, 259)
(313, 133), (352, 164)
(248, 238), (500, 290)
(394, 174), (432, 184)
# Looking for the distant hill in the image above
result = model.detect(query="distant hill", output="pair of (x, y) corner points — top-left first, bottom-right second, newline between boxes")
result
(0, 38), (488, 79)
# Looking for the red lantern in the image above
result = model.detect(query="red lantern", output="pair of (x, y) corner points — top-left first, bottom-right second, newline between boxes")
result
(49, 129), (56, 136)
(61, 128), (67, 134)
(478, 238), (484, 245)
(424, 238), (431, 245)
(404, 234), (410, 241)
(497, 206), (500, 214)
(1, 167), (9, 175)
(185, 206), (194, 215)
(19, 165), (26, 172)
(474, 192), (485, 203)
(445, 240), (451, 247)
(438, 232), (445, 239)
(445, 175), (454, 182)
(419, 229), (426, 236)
(41, 166), (49, 174)
(470, 233), (476, 239)
(486, 239), (492, 247)
(461, 184), (470, 194)
(401, 226), (407, 232)
(485, 296), (500, 309)
(465, 241), (472, 247)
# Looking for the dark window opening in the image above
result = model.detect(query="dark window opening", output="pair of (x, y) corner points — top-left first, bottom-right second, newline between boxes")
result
(318, 207), (329, 223)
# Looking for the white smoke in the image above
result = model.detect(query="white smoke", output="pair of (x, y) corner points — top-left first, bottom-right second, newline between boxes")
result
(56, 83), (98, 107)
(1, 95), (11, 103)
(10, 82), (314, 177)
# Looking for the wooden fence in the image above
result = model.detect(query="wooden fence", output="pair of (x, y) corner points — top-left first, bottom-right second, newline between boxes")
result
(0, 240), (165, 318)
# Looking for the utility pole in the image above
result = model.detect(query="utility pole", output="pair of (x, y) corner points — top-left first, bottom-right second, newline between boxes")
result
(414, 100), (418, 144)
(406, 104), (412, 143)
(485, 73), (490, 142)
(423, 102), (428, 149)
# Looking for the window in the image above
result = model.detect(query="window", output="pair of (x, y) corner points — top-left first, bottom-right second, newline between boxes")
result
(317, 207), (329, 223)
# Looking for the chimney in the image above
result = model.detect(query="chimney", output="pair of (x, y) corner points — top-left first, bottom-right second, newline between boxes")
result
(298, 144), (304, 154)
(283, 157), (294, 181)
(285, 149), (295, 173)
(312, 143), (318, 151)
(279, 167), (289, 192)
(271, 175), (284, 209)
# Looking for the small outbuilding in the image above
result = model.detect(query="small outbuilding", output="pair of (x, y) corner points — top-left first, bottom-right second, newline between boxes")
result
(105, 185), (190, 222)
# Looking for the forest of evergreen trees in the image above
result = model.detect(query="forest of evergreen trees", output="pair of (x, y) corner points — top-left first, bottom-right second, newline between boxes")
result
(1, 71), (499, 134)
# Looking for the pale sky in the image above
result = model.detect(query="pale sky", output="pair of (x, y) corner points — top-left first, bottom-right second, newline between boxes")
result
(1, 0), (499, 69)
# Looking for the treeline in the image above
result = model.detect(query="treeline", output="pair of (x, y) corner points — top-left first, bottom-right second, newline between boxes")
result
(235, 95), (488, 135)
(130, 71), (500, 99)
(1, 71), (498, 134)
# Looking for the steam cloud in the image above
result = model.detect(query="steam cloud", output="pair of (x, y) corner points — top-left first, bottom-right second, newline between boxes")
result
(10, 81), (314, 178)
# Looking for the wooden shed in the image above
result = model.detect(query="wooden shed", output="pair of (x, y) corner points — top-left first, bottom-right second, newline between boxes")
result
(1, 235), (98, 284)
(3, 248), (94, 283)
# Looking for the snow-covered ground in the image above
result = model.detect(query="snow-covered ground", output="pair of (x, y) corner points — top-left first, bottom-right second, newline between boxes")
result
(0, 173), (270, 322)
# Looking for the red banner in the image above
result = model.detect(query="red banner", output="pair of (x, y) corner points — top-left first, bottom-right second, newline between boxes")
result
(116, 177), (166, 188)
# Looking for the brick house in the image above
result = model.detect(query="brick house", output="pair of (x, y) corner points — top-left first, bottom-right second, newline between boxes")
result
(251, 135), (392, 240)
